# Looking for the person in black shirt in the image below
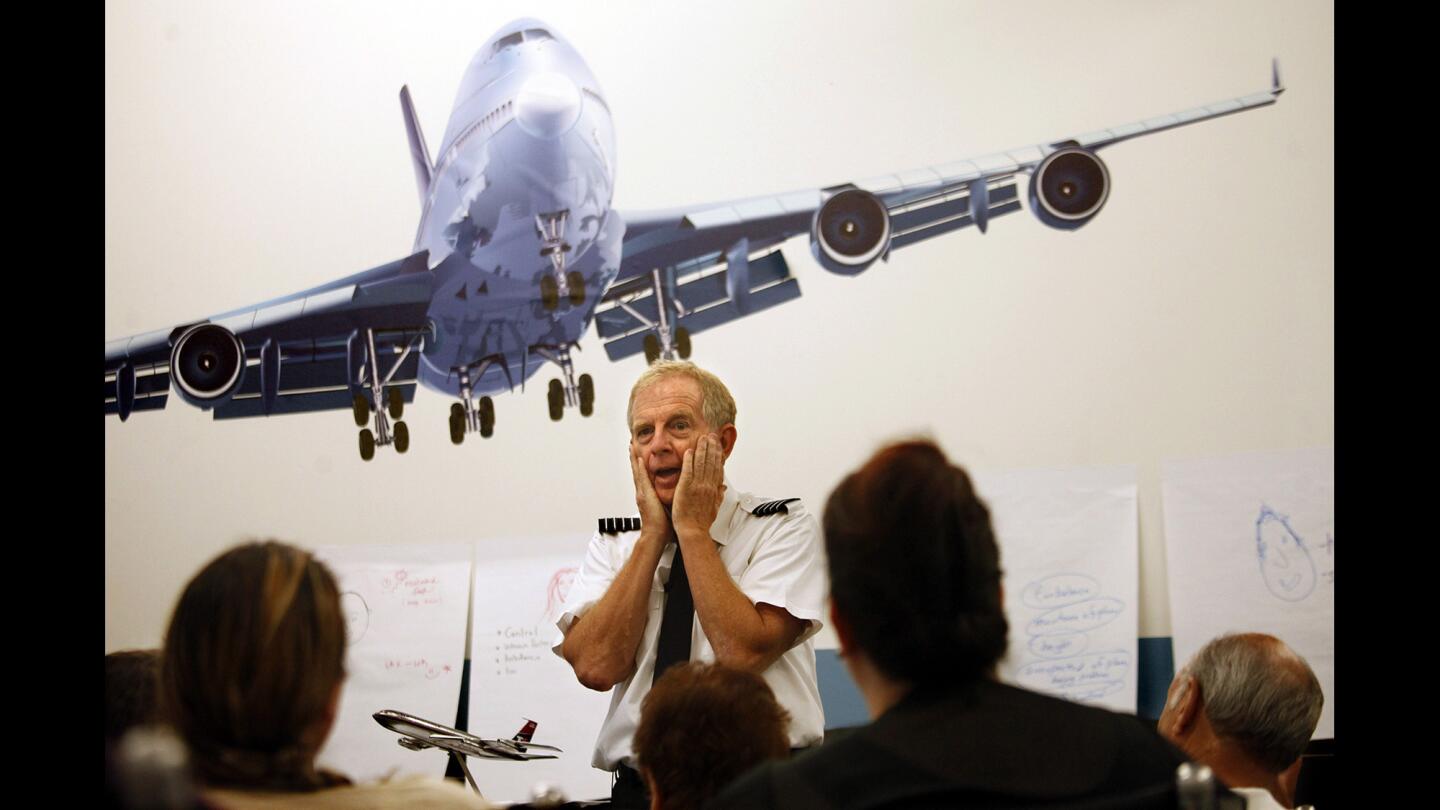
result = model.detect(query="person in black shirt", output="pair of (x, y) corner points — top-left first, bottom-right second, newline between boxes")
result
(709, 440), (1186, 810)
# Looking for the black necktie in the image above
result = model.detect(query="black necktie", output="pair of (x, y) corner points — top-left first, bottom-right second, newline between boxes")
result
(652, 537), (694, 684)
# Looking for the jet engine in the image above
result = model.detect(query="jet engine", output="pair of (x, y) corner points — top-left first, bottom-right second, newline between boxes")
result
(810, 187), (892, 276)
(169, 323), (247, 409)
(1028, 147), (1110, 230)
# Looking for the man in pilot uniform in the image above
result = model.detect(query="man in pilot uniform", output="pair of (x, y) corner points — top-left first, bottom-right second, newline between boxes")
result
(551, 360), (826, 809)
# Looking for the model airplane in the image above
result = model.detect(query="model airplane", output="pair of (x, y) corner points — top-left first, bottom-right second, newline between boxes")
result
(103, 17), (1283, 460)
(374, 709), (560, 795)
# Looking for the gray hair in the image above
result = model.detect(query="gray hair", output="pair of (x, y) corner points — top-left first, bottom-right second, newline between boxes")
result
(626, 360), (737, 432)
(1183, 633), (1323, 773)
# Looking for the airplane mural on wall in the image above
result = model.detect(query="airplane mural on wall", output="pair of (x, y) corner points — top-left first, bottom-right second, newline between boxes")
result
(103, 17), (1283, 460)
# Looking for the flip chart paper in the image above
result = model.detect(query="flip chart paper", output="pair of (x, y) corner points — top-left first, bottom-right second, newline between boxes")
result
(314, 543), (473, 781)
(976, 466), (1141, 714)
(466, 543), (612, 803)
(1162, 447), (1334, 738)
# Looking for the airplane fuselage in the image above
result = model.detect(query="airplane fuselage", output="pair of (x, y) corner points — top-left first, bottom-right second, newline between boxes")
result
(413, 19), (621, 399)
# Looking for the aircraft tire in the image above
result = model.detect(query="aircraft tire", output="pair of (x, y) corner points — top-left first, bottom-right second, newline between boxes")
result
(579, 374), (594, 417)
(643, 334), (660, 365)
(353, 394), (369, 427)
(540, 275), (559, 311)
(394, 421), (410, 454)
(359, 429), (376, 461)
(479, 396), (495, 437)
(676, 327), (692, 359)
(547, 379), (564, 421)
(388, 387), (405, 420)
(449, 413), (465, 445)
(567, 271), (586, 307)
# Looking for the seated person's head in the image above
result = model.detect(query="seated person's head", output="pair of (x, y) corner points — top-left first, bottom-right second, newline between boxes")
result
(106, 648), (161, 744)
(1159, 633), (1322, 805)
(824, 440), (1007, 698)
(634, 662), (790, 810)
(159, 540), (348, 790)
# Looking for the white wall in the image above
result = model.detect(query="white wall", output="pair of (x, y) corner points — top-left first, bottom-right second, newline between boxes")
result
(105, 0), (1333, 651)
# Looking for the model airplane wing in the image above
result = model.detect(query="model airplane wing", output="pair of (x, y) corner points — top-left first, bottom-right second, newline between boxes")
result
(597, 61), (1284, 362)
(103, 250), (446, 421)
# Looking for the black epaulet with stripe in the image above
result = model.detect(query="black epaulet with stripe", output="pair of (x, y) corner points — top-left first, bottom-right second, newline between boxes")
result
(597, 517), (642, 535)
(751, 498), (800, 517)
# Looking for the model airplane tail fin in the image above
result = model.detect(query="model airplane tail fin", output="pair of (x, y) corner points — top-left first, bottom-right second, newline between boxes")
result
(512, 719), (537, 744)
(400, 85), (434, 207)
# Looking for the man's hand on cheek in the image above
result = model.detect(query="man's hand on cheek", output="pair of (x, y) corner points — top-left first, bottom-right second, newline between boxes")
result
(672, 433), (725, 540)
(631, 442), (670, 537)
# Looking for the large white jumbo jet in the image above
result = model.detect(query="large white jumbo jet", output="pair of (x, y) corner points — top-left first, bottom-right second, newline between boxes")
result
(103, 17), (1282, 460)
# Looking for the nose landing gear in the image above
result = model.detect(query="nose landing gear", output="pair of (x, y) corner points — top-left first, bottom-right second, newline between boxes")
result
(537, 211), (583, 311)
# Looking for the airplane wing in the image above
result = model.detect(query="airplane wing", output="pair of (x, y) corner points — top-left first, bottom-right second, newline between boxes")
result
(596, 61), (1284, 362)
(103, 250), (443, 421)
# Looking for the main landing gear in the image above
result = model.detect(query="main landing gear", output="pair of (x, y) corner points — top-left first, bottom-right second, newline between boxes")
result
(444, 345), (597, 445)
(636, 268), (692, 365)
(533, 343), (595, 421)
(351, 327), (423, 461)
(447, 364), (497, 446)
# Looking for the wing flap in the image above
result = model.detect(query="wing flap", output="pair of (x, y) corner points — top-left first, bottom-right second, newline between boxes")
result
(104, 365), (172, 415)
(213, 383), (416, 420)
(595, 250), (793, 339)
(103, 367), (171, 401)
(602, 276), (801, 361)
(213, 352), (421, 420)
(889, 183), (1023, 250)
(611, 210), (811, 288)
(103, 393), (168, 417)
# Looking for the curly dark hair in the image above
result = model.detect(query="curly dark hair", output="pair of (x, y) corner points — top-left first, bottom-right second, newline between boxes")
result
(824, 440), (1008, 685)
(634, 662), (791, 810)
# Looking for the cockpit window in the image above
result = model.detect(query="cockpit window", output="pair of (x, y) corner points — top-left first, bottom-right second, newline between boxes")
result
(523, 28), (553, 42)
(492, 31), (524, 57)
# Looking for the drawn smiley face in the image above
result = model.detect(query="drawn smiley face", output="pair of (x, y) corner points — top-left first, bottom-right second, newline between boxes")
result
(1255, 505), (1316, 602)
(342, 591), (371, 645)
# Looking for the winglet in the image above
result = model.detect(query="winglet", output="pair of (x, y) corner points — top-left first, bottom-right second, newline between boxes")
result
(400, 85), (434, 208)
(1271, 58), (1285, 97)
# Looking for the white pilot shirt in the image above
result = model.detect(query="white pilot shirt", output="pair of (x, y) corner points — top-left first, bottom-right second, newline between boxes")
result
(551, 480), (828, 771)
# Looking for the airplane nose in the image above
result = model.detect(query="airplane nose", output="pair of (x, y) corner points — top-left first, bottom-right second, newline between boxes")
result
(515, 72), (581, 139)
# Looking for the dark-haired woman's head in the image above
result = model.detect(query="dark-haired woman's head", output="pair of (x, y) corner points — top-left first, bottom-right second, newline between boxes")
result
(824, 440), (1007, 686)
(160, 540), (348, 790)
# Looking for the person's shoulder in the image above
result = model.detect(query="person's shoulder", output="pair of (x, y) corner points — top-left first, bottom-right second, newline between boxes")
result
(328, 775), (491, 809)
(736, 489), (806, 516)
(985, 682), (1185, 769)
(706, 758), (780, 809)
(592, 515), (643, 538)
(706, 748), (840, 810)
(205, 776), (490, 810)
(734, 490), (816, 531)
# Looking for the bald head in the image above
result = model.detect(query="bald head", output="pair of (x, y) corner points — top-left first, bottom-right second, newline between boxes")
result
(1173, 633), (1323, 774)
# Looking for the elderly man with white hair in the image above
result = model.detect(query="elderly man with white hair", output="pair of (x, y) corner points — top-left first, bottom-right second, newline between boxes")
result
(553, 360), (827, 810)
(1158, 633), (1324, 809)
